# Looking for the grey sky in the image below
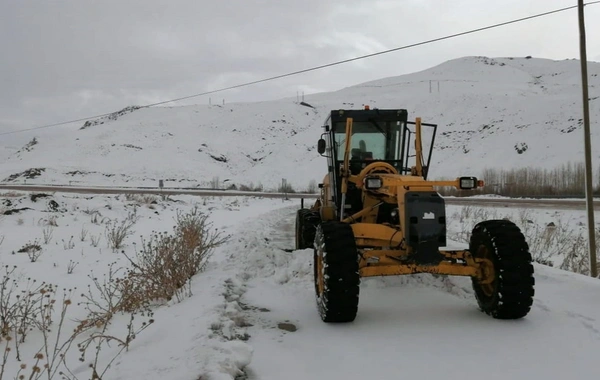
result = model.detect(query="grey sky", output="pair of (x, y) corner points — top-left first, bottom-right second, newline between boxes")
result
(1, 0), (599, 140)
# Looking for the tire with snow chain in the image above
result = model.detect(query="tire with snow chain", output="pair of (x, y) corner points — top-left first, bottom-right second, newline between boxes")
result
(469, 219), (535, 319)
(295, 209), (320, 250)
(313, 222), (360, 323)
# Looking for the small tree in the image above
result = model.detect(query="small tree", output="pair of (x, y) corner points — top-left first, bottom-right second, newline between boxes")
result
(307, 179), (318, 193)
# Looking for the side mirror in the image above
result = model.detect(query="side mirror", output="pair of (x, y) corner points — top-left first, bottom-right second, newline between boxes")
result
(317, 139), (326, 155)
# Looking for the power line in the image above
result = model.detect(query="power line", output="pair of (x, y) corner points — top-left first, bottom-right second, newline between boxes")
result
(2, 1), (599, 137)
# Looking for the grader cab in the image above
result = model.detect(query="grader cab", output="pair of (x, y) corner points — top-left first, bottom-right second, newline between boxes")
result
(295, 106), (534, 323)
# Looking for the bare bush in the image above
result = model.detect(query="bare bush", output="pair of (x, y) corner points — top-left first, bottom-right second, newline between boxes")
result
(0, 263), (154, 380)
(18, 241), (43, 262)
(67, 260), (78, 275)
(278, 179), (295, 193)
(90, 234), (101, 248)
(0, 266), (57, 358)
(79, 226), (88, 242)
(449, 205), (598, 276)
(210, 176), (220, 189)
(89, 211), (108, 225)
(0, 256), (160, 380)
(47, 215), (58, 227)
(238, 182), (264, 192)
(105, 211), (139, 251)
(42, 226), (54, 245)
(0, 191), (23, 198)
(81, 207), (97, 215)
(121, 207), (229, 308)
(62, 236), (75, 250)
(125, 193), (158, 205)
(306, 179), (318, 194)
(73, 311), (153, 380)
(76, 263), (134, 330)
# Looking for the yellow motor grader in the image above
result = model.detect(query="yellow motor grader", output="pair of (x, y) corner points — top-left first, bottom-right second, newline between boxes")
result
(295, 106), (534, 323)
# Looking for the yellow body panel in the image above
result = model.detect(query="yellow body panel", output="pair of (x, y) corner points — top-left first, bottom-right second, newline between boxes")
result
(350, 223), (404, 247)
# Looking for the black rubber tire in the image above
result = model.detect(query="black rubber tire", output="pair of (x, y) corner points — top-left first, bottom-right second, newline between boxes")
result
(313, 222), (360, 323)
(469, 219), (535, 319)
(295, 209), (320, 250)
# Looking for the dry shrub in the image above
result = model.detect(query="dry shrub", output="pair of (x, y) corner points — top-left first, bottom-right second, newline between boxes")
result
(124, 193), (159, 205)
(0, 191), (23, 198)
(42, 226), (54, 245)
(0, 263), (154, 380)
(17, 240), (43, 263)
(450, 206), (598, 276)
(0, 265), (65, 363)
(238, 182), (264, 192)
(121, 206), (229, 309)
(105, 211), (139, 251)
(0, 207), (227, 379)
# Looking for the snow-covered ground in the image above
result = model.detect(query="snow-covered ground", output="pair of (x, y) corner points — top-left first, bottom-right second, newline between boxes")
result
(1, 56), (599, 190)
(1, 190), (599, 380)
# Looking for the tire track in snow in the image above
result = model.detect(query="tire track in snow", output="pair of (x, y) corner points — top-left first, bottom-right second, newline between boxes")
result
(199, 205), (306, 379)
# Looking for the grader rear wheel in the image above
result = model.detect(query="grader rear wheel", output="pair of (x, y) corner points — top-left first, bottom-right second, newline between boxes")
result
(295, 209), (320, 250)
(313, 222), (360, 323)
(470, 220), (535, 319)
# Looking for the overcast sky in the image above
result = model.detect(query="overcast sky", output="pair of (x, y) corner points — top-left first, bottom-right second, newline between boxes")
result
(1, 0), (599, 140)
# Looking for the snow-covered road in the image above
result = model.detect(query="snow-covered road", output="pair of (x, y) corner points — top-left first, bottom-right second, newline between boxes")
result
(229, 205), (600, 380)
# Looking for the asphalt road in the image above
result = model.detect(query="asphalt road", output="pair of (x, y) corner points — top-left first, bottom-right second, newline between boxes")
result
(0, 184), (598, 210)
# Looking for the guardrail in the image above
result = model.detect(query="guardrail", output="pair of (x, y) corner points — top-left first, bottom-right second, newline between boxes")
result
(0, 183), (319, 199)
(0, 183), (598, 209)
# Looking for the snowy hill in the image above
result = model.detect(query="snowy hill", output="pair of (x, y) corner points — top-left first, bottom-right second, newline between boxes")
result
(1, 56), (599, 190)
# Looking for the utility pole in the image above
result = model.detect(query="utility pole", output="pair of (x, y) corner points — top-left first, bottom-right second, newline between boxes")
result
(578, 0), (597, 277)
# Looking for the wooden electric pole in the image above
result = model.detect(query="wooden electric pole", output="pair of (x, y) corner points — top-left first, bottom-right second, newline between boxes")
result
(577, 0), (598, 277)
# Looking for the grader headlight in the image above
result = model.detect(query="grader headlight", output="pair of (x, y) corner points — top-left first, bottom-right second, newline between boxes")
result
(459, 176), (478, 190)
(364, 176), (383, 190)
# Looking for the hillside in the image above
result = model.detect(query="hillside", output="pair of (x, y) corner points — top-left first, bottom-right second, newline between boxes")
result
(1, 56), (599, 190)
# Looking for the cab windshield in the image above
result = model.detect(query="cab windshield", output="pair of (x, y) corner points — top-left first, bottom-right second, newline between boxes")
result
(334, 120), (402, 161)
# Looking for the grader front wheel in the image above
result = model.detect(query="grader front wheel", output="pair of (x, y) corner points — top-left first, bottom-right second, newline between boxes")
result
(313, 222), (360, 323)
(470, 220), (535, 319)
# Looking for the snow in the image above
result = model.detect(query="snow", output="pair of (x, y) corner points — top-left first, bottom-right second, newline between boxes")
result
(1, 56), (599, 190)
(1, 190), (599, 380)
(1, 55), (600, 379)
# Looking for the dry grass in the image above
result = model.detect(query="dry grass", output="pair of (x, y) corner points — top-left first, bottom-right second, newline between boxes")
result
(105, 211), (139, 251)
(0, 191), (24, 198)
(124, 193), (159, 205)
(449, 206), (599, 276)
(0, 200), (232, 379)
(0, 200), (232, 378)
(42, 226), (54, 244)
(237, 182), (264, 192)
